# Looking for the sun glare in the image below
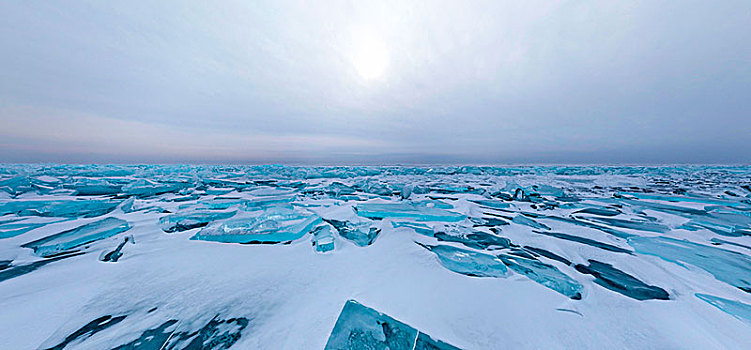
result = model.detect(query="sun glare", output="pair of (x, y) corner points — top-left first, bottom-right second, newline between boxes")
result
(351, 31), (389, 81)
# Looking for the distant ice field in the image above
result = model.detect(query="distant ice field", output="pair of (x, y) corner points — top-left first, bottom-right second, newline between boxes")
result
(0, 165), (750, 349)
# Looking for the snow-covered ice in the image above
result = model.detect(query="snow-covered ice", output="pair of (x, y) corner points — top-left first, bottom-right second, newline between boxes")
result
(1, 164), (750, 349)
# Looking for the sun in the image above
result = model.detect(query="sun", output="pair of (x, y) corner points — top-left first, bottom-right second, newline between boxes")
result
(350, 31), (389, 81)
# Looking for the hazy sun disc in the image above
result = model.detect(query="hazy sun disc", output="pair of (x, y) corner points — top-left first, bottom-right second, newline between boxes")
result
(351, 31), (389, 80)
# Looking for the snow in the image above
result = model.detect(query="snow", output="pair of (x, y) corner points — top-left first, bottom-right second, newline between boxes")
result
(0, 164), (750, 349)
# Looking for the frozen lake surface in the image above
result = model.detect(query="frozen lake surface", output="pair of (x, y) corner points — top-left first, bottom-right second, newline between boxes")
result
(1, 165), (750, 349)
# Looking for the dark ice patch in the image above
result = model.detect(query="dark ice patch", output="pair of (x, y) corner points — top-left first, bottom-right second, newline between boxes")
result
(575, 260), (669, 301)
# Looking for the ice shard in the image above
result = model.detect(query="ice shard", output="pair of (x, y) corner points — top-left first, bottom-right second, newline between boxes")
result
(575, 260), (669, 300)
(434, 226), (511, 250)
(241, 195), (296, 210)
(312, 225), (335, 252)
(326, 219), (380, 247)
(0, 199), (121, 218)
(119, 198), (165, 214)
(191, 208), (320, 244)
(628, 236), (751, 292)
(533, 230), (633, 254)
(0, 251), (84, 283)
(360, 181), (394, 196)
(469, 199), (511, 209)
(65, 179), (122, 196)
(414, 332), (461, 350)
(159, 210), (237, 233)
(198, 197), (249, 210)
(22, 217), (132, 257)
(710, 238), (751, 251)
(325, 300), (458, 350)
(572, 207), (621, 217)
(122, 179), (189, 198)
(355, 202), (465, 222)
(419, 243), (509, 278)
(499, 254), (583, 299)
(0, 221), (47, 239)
(400, 184), (414, 199)
(522, 246), (572, 266)
(0, 176), (33, 196)
(538, 214), (633, 239)
(471, 215), (510, 228)
(324, 182), (357, 196)
(512, 215), (550, 230)
(619, 192), (748, 209)
(679, 219), (751, 237)
(325, 299), (416, 350)
(578, 217), (669, 233)
(695, 293), (751, 324)
(392, 221), (434, 236)
(99, 236), (134, 263)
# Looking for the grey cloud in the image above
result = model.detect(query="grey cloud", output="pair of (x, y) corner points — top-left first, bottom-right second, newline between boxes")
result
(0, 1), (749, 163)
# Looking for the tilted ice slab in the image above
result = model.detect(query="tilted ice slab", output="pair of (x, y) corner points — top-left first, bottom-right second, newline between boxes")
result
(0, 220), (47, 239)
(241, 195), (296, 210)
(391, 221), (434, 236)
(196, 195), (296, 210)
(695, 293), (751, 325)
(629, 236), (751, 293)
(0, 199), (121, 218)
(191, 206), (321, 244)
(533, 230), (633, 254)
(325, 219), (380, 247)
(325, 300), (459, 350)
(159, 210), (237, 233)
(575, 260), (670, 301)
(433, 225), (511, 250)
(65, 178), (122, 196)
(679, 218), (751, 237)
(312, 225), (335, 253)
(99, 236), (134, 263)
(0, 251), (84, 283)
(618, 192), (750, 209)
(22, 217), (131, 257)
(469, 199), (512, 209)
(419, 243), (509, 278)
(355, 202), (466, 222)
(499, 253), (583, 300)
(122, 179), (191, 198)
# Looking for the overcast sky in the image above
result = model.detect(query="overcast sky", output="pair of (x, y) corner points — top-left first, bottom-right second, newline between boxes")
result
(1, 1), (749, 164)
